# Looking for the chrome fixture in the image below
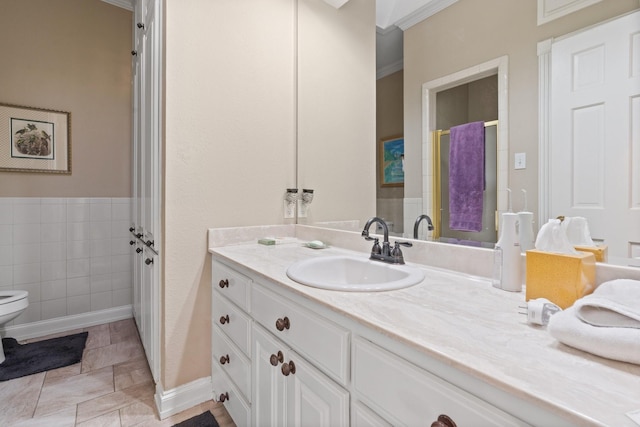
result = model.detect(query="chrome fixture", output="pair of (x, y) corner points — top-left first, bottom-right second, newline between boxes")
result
(361, 217), (412, 264)
(413, 214), (434, 239)
(299, 189), (314, 217)
(284, 188), (298, 219)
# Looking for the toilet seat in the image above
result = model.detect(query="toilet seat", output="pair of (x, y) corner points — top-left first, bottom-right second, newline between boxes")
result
(0, 291), (29, 305)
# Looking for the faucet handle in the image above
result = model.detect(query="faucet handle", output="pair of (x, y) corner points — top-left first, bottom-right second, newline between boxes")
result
(394, 240), (412, 248)
(390, 241), (412, 264)
(371, 238), (382, 255)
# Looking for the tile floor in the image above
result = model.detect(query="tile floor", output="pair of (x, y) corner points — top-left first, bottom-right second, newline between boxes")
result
(0, 318), (236, 427)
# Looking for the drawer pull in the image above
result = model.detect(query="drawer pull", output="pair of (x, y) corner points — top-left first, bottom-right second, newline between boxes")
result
(275, 316), (290, 331)
(136, 248), (143, 253)
(270, 351), (284, 366)
(219, 354), (230, 365)
(281, 360), (296, 376)
(129, 240), (136, 246)
(219, 315), (230, 324)
(219, 279), (229, 288)
(219, 392), (229, 402)
(431, 414), (457, 427)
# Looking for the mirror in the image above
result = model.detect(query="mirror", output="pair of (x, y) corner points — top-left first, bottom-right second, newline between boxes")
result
(297, 1), (639, 263)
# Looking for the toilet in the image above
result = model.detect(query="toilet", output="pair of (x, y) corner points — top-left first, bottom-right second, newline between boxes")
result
(0, 290), (29, 364)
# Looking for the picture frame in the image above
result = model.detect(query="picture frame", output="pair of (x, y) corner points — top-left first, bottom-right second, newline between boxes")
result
(0, 102), (71, 174)
(379, 135), (404, 187)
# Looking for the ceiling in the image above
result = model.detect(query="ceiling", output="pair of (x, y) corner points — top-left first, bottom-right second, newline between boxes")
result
(99, 0), (458, 79)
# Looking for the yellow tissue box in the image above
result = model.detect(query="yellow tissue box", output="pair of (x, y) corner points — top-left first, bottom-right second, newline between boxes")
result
(525, 250), (596, 309)
(574, 245), (608, 263)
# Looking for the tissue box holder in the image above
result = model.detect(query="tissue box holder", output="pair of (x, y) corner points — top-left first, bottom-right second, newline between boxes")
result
(574, 245), (608, 262)
(525, 250), (596, 309)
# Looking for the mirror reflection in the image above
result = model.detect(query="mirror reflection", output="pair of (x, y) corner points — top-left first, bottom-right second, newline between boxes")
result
(302, 1), (639, 264)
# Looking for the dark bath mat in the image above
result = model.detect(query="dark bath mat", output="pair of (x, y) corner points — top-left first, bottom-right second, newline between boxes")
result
(172, 411), (220, 427)
(0, 331), (88, 381)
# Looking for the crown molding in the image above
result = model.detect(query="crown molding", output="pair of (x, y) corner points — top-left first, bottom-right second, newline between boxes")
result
(377, 59), (404, 80)
(395, 0), (458, 30)
(101, 0), (133, 11)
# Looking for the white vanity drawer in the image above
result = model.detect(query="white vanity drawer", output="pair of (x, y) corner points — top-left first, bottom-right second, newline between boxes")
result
(212, 359), (251, 427)
(251, 283), (350, 385)
(212, 324), (251, 401)
(212, 293), (252, 357)
(353, 337), (529, 427)
(212, 260), (251, 311)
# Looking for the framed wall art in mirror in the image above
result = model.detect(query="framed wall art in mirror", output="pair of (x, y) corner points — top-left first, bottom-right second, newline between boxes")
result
(379, 135), (404, 187)
(0, 103), (71, 174)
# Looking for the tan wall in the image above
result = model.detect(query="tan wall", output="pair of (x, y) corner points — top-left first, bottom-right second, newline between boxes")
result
(0, 0), (132, 197)
(162, 0), (375, 389)
(404, 0), (639, 215)
(297, 0), (376, 227)
(163, 0), (296, 389)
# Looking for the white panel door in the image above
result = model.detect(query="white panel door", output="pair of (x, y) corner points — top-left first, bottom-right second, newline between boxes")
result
(550, 10), (640, 258)
(252, 325), (287, 427)
(285, 348), (349, 427)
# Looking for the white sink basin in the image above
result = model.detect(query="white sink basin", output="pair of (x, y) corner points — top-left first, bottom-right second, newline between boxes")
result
(286, 255), (425, 291)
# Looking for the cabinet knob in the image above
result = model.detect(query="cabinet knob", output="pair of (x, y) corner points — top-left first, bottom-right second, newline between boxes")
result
(145, 258), (154, 265)
(130, 240), (136, 246)
(131, 50), (137, 56)
(137, 22), (145, 29)
(219, 354), (230, 365)
(145, 239), (154, 248)
(136, 233), (143, 238)
(219, 314), (230, 325)
(136, 248), (143, 253)
(275, 316), (290, 331)
(269, 351), (284, 366)
(218, 392), (229, 402)
(129, 227), (135, 232)
(431, 414), (457, 427)
(281, 360), (296, 376)
(219, 279), (229, 289)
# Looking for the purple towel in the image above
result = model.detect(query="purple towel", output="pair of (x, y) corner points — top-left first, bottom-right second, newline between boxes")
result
(449, 121), (485, 232)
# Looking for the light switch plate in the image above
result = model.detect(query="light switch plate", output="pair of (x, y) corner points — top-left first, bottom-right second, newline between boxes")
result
(515, 152), (526, 170)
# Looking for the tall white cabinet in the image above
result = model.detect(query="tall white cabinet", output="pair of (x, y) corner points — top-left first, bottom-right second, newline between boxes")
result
(131, 0), (161, 383)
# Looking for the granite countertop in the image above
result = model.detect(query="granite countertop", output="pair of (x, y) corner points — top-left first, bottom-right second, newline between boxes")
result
(209, 239), (640, 427)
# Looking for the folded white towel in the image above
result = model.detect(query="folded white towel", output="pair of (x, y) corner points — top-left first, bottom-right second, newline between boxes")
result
(548, 305), (640, 365)
(574, 279), (640, 329)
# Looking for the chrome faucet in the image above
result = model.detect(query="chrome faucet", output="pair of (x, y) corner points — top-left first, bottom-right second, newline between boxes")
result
(362, 217), (412, 264)
(413, 214), (434, 239)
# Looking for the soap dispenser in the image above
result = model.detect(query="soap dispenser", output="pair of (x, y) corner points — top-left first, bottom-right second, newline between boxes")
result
(492, 189), (522, 292)
(518, 189), (535, 252)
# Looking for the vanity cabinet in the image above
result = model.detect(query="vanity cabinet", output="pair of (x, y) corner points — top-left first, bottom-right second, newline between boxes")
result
(253, 324), (349, 426)
(211, 257), (532, 427)
(352, 337), (529, 427)
(211, 261), (253, 425)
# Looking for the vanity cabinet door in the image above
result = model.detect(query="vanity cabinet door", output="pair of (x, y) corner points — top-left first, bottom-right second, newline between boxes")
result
(251, 282), (350, 385)
(353, 337), (530, 427)
(253, 324), (349, 427)
(212, 260), (251, 311)
(212, 292), (252, 357)
(212, 360), (251, 427)
(212, 324), (251, 399)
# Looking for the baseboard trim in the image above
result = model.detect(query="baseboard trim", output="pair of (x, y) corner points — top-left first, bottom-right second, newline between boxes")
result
(155, 376), (214, 420)
(0, 305), (133, 340)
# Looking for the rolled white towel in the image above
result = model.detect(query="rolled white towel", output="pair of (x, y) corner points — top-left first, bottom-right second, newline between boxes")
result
(574, 279), (640, 329)
(548, 305), (640, 365)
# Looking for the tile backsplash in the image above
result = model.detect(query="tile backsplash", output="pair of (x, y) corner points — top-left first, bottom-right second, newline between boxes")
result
(0, 197), (133, 326)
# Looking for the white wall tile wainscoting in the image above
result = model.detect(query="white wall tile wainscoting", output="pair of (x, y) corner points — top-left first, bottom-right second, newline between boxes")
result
(0, 197), (133, 340)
